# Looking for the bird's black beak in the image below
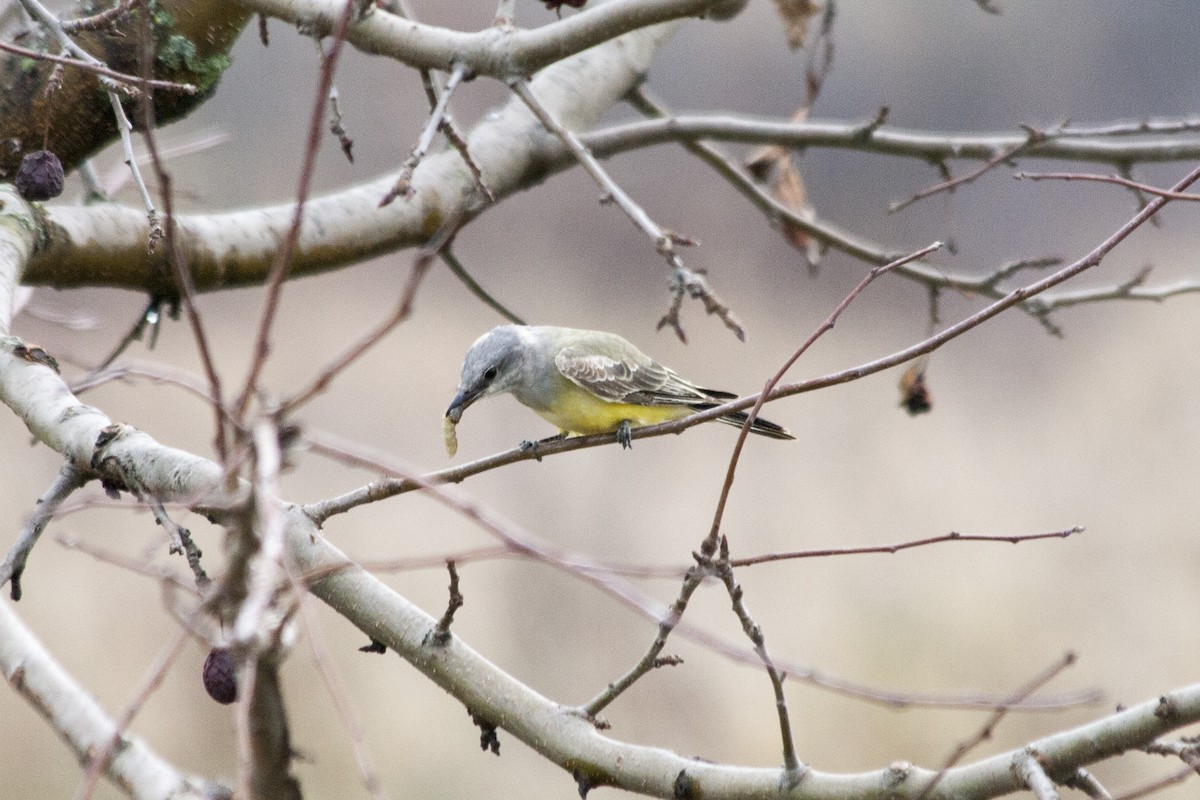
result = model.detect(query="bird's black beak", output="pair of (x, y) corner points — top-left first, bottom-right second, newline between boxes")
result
(445, 386), (481, 424)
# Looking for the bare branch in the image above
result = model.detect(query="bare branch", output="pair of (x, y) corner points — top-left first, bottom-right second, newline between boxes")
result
(585, 114), (1200, 167)
(511, 76), (743, 340)
(381, 63), (474, 206)
(75, 629), (191, 800)
(0, 461), (89, 600)
(0, 39), (197, 93)
(704, 241), (941, 552)
(1016, 169), (1200, 200)
(441, 250), (526, 324)
(579, 554), (705, 719)
(915, 653), (1078, 800)
(0, 601), (224, 798)
(713, 536), (802, 777)
(890, 124), (1057, 212)
(236, 0), (358, 423)
(243, 0), (738, 76)
(1013, 750), (1060, 800)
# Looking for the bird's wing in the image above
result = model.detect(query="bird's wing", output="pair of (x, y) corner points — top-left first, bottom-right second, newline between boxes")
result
(554, 346), (709, 406)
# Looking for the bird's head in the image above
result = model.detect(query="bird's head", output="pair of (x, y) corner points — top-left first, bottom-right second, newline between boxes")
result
(446, 326), (527, 423)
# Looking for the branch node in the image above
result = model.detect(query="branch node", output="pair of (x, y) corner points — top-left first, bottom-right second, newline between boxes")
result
(469, 710), (500, 755)
(1013, 749), (1060, 800)
(425, 560), (463, 646)
(673, 769), (695, 799)
(1155, 694), (1180, 719)
(1063, 767), (1114, 800)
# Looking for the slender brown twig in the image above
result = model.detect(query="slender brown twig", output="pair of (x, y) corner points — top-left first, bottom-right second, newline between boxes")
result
(1016, 170), (1200, 200)
(703, 241), (942, 553)
(913, 652), (1078, 800)
(235, 0), (358, 423)
(275, 204), (465, 415)
(131, 10), (230, 462)
(713, 536), (801, 777)
(0, 39), (196, 92)
(74, 629), (190, 800)
(890, 124), (1059, 212)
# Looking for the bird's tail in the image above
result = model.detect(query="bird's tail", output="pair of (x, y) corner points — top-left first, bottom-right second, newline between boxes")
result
(711, 409), (795, 440)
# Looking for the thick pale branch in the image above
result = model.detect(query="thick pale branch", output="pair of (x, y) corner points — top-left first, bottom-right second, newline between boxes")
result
(290, 519), (1200, 800)
(241, 0), (744, 77)
(0, 601), (222, 799)
(21, 17), (682, 292)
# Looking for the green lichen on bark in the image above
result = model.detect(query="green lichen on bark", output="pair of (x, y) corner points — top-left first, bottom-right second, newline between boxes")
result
(0, 0), (251, 179)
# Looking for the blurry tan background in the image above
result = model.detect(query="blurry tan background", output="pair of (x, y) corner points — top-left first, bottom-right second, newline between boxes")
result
(3, 1), (1200, 797)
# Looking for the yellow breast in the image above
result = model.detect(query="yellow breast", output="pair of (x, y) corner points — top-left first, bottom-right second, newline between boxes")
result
(533, 382), (692, 435)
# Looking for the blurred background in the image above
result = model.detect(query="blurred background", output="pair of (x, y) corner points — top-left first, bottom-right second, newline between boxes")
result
(3, 0), (1200, 797)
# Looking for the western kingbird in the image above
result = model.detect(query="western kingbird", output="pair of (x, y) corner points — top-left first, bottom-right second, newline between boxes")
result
(444, 325), (793, 451)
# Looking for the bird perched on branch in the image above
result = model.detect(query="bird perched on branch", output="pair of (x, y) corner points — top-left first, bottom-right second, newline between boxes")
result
(443, 325), (793, 455)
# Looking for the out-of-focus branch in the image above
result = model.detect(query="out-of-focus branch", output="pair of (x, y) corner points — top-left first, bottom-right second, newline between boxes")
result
(584, 115), (1200, 166)
(0, 601), (225, 799)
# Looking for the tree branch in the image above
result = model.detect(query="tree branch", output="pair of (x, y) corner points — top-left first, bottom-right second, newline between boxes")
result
(0, 601), (225, 799)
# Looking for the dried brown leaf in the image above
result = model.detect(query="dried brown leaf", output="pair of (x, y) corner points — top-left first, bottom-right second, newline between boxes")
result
(771, 0), (822, 49)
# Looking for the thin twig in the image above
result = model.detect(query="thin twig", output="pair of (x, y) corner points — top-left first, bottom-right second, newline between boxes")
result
(276, 204), (464, 415)
(580, 558), (705, 718)
(1016, 169), (1200, 200)
(145, 496), (208, 587)
(713, 536), (801, 777)
(132, 6), (229, 463)
(511, 77), (743, 341)
(105, 89), (163, 250)
(295, 595), (392, 800)
(890, 124), (1057, 212)
(914, 653), (1077, 800)
(441, 250), (525, 324)
(236, 0), (358, 423)
(60, 0), (138, 33)
(0, 39), (196, 93)
(0, 462), (89, 600)
(703, 241), (942, 554)
(381, 63), (471, 206)
(328, 85), (354, 162)
(425, 561), (463, 646)
(730, 527), (1083, 568)
(74, 628), (190, 800)
(1109, 764), (1196, 800)
(16, 0), (121, 90)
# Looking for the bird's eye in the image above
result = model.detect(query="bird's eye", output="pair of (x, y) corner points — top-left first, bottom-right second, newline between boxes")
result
(483, 366), (498, 381)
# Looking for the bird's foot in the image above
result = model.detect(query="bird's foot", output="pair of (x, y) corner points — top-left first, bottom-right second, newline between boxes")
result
(616, 420), (633, 449)
(519, 432), (568, 461)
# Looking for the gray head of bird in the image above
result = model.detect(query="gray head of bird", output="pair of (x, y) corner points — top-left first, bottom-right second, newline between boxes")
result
(445, 326), (528, 424)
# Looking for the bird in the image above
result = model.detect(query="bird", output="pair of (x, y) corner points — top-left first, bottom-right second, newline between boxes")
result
(444, 325), (793, 453)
